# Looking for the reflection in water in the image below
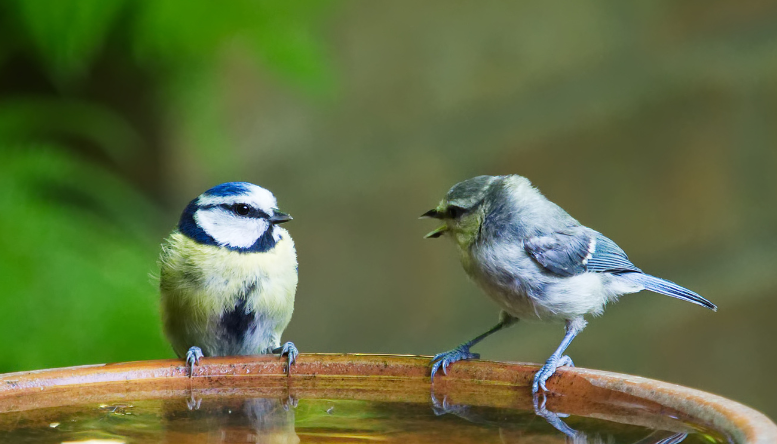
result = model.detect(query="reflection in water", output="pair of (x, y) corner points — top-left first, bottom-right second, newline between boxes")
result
(531, 393), (688, 444)
(0, 389), (725, 443)
(430, 390), (689, 444)
(636, 432), (690, 444)
(163, 391), (299, 444)
(531, 393), (579, 439)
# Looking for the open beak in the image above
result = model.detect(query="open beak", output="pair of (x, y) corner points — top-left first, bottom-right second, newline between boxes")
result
(421, 208), (447, 238)
(420, 208), (442, 219)
(269, 211), (293, 224)
(424, 225), (448, 238)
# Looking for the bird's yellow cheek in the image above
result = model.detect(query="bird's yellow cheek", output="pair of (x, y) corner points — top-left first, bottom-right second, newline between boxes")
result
(452, 225), (478, 250)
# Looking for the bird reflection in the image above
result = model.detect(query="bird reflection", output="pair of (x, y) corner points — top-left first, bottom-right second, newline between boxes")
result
(532, 393), (688, 444)
(430, 390), (687, 444)
(162, 392), (299, 444)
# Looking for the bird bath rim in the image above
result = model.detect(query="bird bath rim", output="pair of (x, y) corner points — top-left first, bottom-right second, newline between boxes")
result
(0, 354), (774, 443)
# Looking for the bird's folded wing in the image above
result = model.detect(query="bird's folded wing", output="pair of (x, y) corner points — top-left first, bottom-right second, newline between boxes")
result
(523, 228), (641, 277)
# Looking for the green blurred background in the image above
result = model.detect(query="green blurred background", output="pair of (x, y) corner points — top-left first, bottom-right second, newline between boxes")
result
(1, 0), (776, 419)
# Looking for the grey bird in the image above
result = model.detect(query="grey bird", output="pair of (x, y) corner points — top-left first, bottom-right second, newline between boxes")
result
(421, 175), (716, 393)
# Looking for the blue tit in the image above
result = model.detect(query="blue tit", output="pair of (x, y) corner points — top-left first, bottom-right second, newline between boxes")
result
(422, 175), (716, 393)
(159, 182), (299, 376)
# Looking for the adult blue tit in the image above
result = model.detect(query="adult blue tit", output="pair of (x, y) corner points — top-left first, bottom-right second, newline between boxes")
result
(422, 175), (716, 393)
(159, 182), (299, 376)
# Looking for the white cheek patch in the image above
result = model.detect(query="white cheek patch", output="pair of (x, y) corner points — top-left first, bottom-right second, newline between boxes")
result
(195, 208), (269, 248)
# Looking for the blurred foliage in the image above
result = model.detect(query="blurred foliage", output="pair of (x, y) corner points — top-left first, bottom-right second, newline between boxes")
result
(0, 146), (166, 369)
(5, 0), (332, 89)
(0, 0), (334, 371)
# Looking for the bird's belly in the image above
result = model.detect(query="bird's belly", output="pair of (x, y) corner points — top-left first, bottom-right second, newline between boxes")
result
(467, 252), (613, 321)
(160, 233), (298, 358)
(212, 303), (284, 356)
(164, 286), (292, 358)
(471, 272), (548, 320)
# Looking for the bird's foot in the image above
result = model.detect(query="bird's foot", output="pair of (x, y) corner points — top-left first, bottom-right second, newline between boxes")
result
(532, 393), (578, 439)
(282, 395), (299, 411)
(272, 342), (298, 373)
(185, 346), (204, 378)
(186, 394), (202, 411)
(430, 344), (480, 381)
(532, 354), (574, 393)
(430, 392), (470, 417)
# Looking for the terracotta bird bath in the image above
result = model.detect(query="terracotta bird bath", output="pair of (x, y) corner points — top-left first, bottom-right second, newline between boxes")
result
(0, 354), (774, 443)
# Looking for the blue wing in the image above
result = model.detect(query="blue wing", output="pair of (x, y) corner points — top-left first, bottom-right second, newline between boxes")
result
(523, 228), (641, 277)
(585, 232), (642, 274)
(524, 228), (716, 310)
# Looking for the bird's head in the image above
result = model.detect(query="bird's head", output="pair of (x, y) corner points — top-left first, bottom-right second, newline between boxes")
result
(178, 182), (292, 252)
(421, 175), (500, 248)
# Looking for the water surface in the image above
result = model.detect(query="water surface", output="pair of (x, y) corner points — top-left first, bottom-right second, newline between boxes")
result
(0, 389), (729, 443)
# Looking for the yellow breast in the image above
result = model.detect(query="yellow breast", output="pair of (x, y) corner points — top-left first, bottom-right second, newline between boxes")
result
(159, 230), (298, 328)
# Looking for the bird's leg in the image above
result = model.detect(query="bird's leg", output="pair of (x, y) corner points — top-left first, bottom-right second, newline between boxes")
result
(430, 313), (517, 381)
(532, 392), (580, 439)
(271, 342), (299, 373)
(185, 346), (204, 378)
(532, 317), (586, 393)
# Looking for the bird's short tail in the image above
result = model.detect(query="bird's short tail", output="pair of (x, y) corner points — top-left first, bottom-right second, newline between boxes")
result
(619, 272), (717, 311)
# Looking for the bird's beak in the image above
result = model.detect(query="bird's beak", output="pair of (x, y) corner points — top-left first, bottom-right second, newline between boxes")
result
(421, 207), (447, 238)
(424, 224), (448, 239)
(269, 211), (292, 224)
(420, 208), (442, 219)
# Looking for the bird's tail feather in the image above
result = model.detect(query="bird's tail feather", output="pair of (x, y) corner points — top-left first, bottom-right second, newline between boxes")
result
(620, 272), (717, 311)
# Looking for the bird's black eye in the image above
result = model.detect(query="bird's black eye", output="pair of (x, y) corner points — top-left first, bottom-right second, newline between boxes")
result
(234, 204), (251, 216)
(447, 206), (465, 219)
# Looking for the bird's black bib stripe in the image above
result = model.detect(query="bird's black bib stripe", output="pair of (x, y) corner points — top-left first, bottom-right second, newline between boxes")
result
(221, 282), (258, 342)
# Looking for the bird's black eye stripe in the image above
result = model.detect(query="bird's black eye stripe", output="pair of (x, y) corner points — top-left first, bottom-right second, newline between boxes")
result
(216, 203), (269, 218)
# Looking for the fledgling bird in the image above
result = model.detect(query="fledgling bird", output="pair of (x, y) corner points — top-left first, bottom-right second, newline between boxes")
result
(422, 175), (716, 393)
(159, 182), (299, 376)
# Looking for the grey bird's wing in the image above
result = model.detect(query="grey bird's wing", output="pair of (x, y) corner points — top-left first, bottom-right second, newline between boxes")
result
(523, 227), (716, 310)
(523, 227), (642, 277)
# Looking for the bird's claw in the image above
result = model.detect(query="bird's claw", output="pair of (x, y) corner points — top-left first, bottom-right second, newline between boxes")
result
(282, 395), (299, 411)
(430, 344), (480, 381)
(186, 394), (202, 411)
(278, 342), (298, 373)
(532, 391), (568, 417)
(185, 346), (204, 378)
(532, 392), (579, 438)
(532, 354), (574, 393)
(430, 392), (469, 416)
